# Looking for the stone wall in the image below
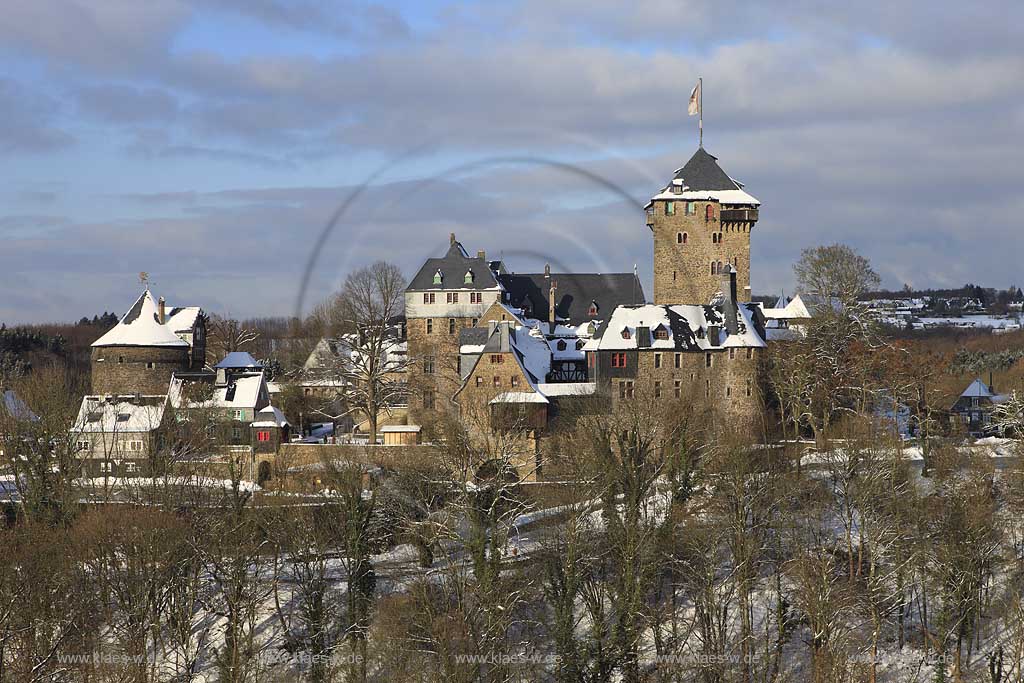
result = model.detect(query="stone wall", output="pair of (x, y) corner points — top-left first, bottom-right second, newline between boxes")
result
(650, 199), (756, 305)
(90, 345), (191, 395)
(405, 315), (475, 422)
(601, 347), (763, 426)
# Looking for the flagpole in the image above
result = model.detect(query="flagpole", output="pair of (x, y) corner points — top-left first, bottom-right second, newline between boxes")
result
(698, 76), (703, 148)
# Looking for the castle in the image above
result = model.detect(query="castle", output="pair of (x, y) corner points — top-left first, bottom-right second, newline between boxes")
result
(404, 146), (767, 459)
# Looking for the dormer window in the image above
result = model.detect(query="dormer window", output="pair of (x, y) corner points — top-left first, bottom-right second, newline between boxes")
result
(654, 326), (669, 341)
(576, 340), (584, 350)
(464, 270), (474, 284)
(621, 328), (631, 340)
(433, 269), (443, 285)
(588, 301), (599, 317)
(556, 340), (567, 351)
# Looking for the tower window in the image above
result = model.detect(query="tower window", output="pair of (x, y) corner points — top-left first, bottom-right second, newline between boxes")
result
(674, 353), (681, 368)
(712, 233), (718, 244)
(665, 201), (675, 216)
(706, 205), (715, 220)
(423, 357), (435, 374)
(746, 379), (753, 397)
(654, 381), (662, 398)
(705, 352), (713, 368)
(682, 232), (688, 244)
(746, 348), (753, 359)
(611, 352), (627, 368)
(674, 380), (681, 398)
(726, 386), (732, 398)
(448, 319), (456, 334)
(717, 260), (723, 274)
(426, 319), (433, 334)
(673, 271), (677, 282)
(677, 232), (683, 244)
(686, 202), (696, 215)
(654, 353), (662, 369)
(711, 262), (717, 275)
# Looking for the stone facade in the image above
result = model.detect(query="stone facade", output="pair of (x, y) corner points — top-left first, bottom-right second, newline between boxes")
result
(406, 315), (478, 422)
(91, 345), (192, 395)
(649, 199), (757, 305)
(592, 345), (763, 423)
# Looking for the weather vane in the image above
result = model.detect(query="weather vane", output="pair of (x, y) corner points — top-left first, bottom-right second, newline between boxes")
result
(139, 271), (149, 286)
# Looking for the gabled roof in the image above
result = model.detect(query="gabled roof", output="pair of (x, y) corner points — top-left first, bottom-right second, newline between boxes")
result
(497, 273), (645, 326)
(252, 404), (289, 428)
(406, 238), (501, 291)
(92, 290), (191, 348)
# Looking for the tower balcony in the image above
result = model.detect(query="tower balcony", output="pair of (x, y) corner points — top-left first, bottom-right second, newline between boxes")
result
(720, 208), (759, 223)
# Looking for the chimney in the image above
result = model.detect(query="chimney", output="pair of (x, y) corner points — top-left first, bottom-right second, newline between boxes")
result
(498, 321), (511, 352)
(477, 250), (486, 260)
(549, 279), (557, 334)
(707, 325), (722, 346)
(488, 320), (498, 336)
(449, 232), (456, 247)
(158, 296), (166, 324)
(720, 266), (738, 336)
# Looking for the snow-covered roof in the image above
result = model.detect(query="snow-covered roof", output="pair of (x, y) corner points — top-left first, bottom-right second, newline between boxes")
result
(646, 148), (760, 207)
(648, 188), (760, 205)
(489, 392), (549, 404)
(536, 382), (597, 397)
(2, 390), (37, 421)
(380, 425), (421, 433)
(92, 290), (191, 348)
(251, 405), (289, 428)
(170, 372), (268, 411)
(164, 306), (201, 334)
(215, 352), (263, 369)
(590, 302), (765, 352)
(961, 378), (996, 399)
(74, 395), (167, 433)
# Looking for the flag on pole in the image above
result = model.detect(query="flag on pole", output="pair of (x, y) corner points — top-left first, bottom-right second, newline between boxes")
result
(688, 80), (701, 116)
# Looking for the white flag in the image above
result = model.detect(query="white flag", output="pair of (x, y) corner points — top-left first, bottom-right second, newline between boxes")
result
(688, 80), (701, 116)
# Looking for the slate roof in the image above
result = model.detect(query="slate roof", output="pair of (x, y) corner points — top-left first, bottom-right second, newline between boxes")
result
(406, 240), (501, 291)
(215, 352), (263, 369)
(586, 302), (766, 352)
(673, 147), (743, 191)
(497, 273), (645, 326)
(459, 327), (490, 347)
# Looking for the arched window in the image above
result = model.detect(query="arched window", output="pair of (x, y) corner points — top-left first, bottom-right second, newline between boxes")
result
(717, 260), (723, 274)
(683, 232), (688, 244)
(706, 204), (715, 220)
(718, 232), (723, 243)
(710, 262), (717, 275)
(712, 234), (718, 244)
(676, 232), (683, 244)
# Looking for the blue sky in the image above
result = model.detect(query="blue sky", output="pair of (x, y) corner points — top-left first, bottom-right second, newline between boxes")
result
(2, 0), (1022, 323)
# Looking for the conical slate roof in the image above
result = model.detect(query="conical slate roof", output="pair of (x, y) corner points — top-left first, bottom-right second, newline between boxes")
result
(91, 290), (189, 348)
(673, 147), (743, 191)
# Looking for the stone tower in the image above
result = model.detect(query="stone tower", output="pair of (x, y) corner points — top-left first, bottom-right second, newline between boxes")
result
(647, 148), (760, 304)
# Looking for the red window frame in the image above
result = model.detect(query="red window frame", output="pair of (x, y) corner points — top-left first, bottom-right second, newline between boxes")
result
(611, 352), (627, 368)
(257, 430), (271, 442)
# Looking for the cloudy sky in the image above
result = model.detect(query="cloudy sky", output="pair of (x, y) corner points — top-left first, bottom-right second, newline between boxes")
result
(2, 1), (1022, 323)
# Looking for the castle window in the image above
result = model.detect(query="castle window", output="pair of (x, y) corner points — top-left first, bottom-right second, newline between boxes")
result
(447, 292), (459, 304)
(655, 381), (662, 398)
(433, 270), (443, 285)
(729, 348), (736, 360)
(726, 386), (732, 398)
(611, 352), (627, 368)
(706, 205), (715, 220)
(465, 270), (474, 284)
(686, 202), (696, 215)
(705, 352), (713, 368)
(490, 354), (504, 364)
(674, 380), (682, 398)
(118, 356), (125, 364)
(619, 380), (634, 400)
(146, 362), (155, 369)
(712, 233), (718, 244)
(426, 319), (433, 334)
(493, 376), (501, 388)
(718, 232), (723, 243)
(746, 348), (753, 359)
(556, 340), (567, 351)
(621, 328), (631, 340)
(448, 319), (456, 334)
(710, 262), (717, 276)
(232, 427), (242, 439)
(705, 379), (711, 398)
(677, 232), (683, 244)
(673, 271), (677, 282)
(257, 430), (271, 442)
(717, 260), (723, 274)
(654, 353), (662, 369)
(682, 232), (688, 244)
(476, 377), (483, 387)
(746, 379), (753, 397)
(665, 201), (675, 216)
(470, 292), (482, 304)
(233, 409), (243, 420)
(423, 357), (435, 374)
(674, 353), (681, 368)
(655, 327), (668, 340)
(423, 391), (435, 409)
(511, 376), (519, 388)
(423, 293), (436, 304)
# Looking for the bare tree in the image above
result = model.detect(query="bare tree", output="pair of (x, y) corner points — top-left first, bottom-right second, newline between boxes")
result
(794, 243), (881, 308)
(310, 261), (408, 444)
(206, 315), (260, 367)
